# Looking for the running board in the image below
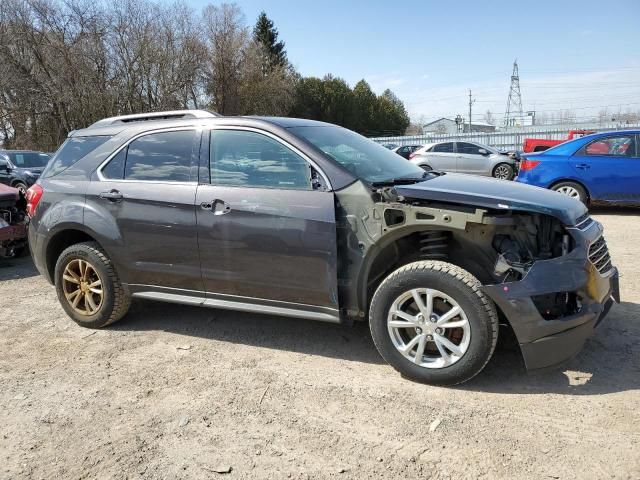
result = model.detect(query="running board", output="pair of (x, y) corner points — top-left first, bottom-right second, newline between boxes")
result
(132, 291), (341, 323)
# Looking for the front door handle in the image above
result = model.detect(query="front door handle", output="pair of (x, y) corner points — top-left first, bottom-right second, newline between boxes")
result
(576, 163), (591, 170)
(201, 199), (231, 215)
(212, 199), (231, 215)
(99, 189), (123, 202)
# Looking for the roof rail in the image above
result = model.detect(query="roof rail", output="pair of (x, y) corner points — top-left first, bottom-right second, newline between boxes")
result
(89, 110), (219, 128)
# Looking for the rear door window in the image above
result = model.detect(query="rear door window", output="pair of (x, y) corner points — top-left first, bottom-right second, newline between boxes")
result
(43, 136), (111, 178)
(101, 130), (199, 182)
(432, 142), (454, 153)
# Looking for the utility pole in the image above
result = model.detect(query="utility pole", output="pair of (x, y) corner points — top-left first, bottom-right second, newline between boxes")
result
(468, 89), (475, 134)
(504, 59), (524, 129)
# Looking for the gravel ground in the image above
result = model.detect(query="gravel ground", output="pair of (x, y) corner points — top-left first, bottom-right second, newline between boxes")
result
(1, 209), (639, 480)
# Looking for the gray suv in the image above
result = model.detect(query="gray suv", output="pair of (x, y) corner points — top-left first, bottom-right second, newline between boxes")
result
(28, 110), (619, 385)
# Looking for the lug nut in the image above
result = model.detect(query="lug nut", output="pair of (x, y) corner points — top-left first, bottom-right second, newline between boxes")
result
(426, 335), (433, 341)
(416, 328), (422, 334)
(435, 328), (443, 335)
(430, 315), (437, 323)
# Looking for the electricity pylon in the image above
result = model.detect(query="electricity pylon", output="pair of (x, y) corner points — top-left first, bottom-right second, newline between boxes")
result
(504, 59), (524, 128)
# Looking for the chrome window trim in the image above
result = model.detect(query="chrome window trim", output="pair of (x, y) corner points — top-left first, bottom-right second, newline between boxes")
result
(96, 126), (202, 184)
(207, 125), (334, 191)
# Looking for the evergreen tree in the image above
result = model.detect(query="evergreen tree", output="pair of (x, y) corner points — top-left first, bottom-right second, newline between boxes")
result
(253, 11), (287, 70)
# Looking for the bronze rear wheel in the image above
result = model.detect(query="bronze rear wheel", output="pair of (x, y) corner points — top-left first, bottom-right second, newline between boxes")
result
(62, 259), (104, 316)
(55, 242), (130, 328)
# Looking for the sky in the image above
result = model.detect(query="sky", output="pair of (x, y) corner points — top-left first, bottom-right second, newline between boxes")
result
(189, 0), (640, 124)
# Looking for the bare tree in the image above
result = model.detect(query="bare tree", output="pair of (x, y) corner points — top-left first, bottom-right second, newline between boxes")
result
(201, 3), (247, 115)
(483, 110), (495, 125)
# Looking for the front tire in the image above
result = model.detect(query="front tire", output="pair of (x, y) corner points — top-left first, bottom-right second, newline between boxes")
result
(54, 241), (131, 328)
(369, 261), (499, 385)
(13, 182), (28, 195)
(492, 163), (515, 180)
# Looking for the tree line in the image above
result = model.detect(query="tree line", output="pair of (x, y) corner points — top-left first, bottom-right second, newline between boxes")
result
(0, 0), (409, 151)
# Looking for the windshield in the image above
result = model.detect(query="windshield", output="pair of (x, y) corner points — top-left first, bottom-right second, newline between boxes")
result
(6, 151), (50, 168)
(290, 126), (426, 184)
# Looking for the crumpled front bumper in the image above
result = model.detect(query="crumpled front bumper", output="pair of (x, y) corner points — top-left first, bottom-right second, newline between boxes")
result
(482, 220), (620, 370)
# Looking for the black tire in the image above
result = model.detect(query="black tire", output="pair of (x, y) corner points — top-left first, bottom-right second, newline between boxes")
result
(54, 241), (131, 328)
(550, 181), (588, 205)
(12, 182), (28, 195)
(492, 163), (515, 180)
(369, 261), (499, 386)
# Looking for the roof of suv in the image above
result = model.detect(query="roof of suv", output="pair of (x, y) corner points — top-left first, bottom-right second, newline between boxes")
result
(71, 110), (335, 138)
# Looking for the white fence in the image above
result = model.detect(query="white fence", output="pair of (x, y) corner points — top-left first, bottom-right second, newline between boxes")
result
(371, 123), (640, 152)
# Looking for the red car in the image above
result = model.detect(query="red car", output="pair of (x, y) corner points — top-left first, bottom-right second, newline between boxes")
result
(523, 130), (595, 153)
(0, 183), (28, 258)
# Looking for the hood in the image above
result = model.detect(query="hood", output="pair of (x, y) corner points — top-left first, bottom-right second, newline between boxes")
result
(13, 166), (44, 176)
(394, 173), (586, 225)
(0, 183), (19, 205)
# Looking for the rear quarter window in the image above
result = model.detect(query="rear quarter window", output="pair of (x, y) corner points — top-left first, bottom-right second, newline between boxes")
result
(42, 136), (111, 178)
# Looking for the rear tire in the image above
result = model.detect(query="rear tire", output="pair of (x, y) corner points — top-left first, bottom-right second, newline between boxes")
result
(551, 181), (588, 205)
(54, 241), (131, 328)
(369, 261), (499, 385)
(492, 163), (515, 180)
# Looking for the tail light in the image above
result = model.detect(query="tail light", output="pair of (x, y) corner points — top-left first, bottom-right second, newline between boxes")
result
(26, 184), (43, 217)
(519, 159), (541, 172)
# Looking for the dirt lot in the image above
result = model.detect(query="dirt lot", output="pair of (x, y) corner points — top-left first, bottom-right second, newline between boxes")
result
(1, 209), (639, 480)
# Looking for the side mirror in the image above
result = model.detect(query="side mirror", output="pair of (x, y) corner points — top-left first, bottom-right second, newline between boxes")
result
(478, 148), (489, 156)
(0, 163), (10, 172)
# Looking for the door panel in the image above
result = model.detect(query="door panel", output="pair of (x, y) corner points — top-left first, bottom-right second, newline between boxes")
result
(86, 128), (203, 291)
(571, 134), (640, 202)
(428, 142), (457, 171)
(196, 185), (338, 308)
(455, 142), (489, 175)
(85, 181), (202, 290)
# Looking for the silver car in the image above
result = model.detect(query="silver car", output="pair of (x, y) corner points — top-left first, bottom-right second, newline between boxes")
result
(410, 141), (518, 180)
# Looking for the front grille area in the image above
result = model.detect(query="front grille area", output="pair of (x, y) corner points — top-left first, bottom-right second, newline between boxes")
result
(574, 213), (594, 230)
(589, 236), (613, 274)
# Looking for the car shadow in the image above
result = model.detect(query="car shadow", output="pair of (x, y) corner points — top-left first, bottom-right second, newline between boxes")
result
(113, 299), (385, 365)
(590, 206), (639, 216)
(113, 299), (639, 395)
(0, 255), (40, 281)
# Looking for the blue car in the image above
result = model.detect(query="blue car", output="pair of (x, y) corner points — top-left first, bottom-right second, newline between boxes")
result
(516, 130), (640, 206)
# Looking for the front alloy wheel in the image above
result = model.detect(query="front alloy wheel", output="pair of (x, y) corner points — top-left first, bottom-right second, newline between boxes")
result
(492, 163), (514, 180)
(369, 261), (499, 385)
(388, 288), (471, 368)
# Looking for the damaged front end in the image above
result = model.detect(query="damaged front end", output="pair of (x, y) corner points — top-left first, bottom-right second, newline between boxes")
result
(335, 179), (619, 370)
(483, 213), (619, 369)
(0, 184), (28, 258)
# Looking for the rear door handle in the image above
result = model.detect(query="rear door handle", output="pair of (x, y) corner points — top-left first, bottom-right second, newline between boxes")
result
(576, 163), (591, 169)
(99, 189), (123, 202)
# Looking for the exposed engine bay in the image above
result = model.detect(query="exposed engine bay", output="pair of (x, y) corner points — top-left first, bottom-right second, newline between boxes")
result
(335, 181), (582, 322)
(0, 185), (28, 258)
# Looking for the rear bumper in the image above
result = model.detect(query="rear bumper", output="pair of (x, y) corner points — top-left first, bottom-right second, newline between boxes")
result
(482, 220), (619, 370)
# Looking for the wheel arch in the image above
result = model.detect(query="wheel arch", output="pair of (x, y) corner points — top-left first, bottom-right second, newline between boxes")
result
(44, 226), (108, 283)
(356, 226), (493, 317)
